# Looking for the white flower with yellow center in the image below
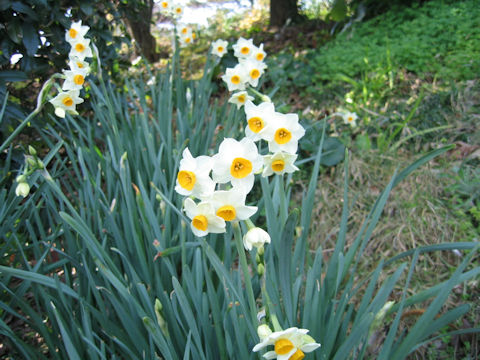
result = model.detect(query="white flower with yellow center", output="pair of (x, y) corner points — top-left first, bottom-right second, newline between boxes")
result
(175, 148), (215, 199)
(263, 112), (305, 154)
(342, 111), (358, 127)
(240, 58), (267, 87)
(62, 67), (89, 91)
(212, 137), (262, 193)
(179, 34), (193, 47)
(176, 25), (194, 46)
(251, 43), (267, 62)
(171, 4), (184, 17)
(233, 37), (255, 59)
(221, 64), (248, 92)
(65, 20), (89, 45)
(208, 189), (257, 222)
(183, 198), (226, 237)
(69, 37), (93, 60)
(177, 24), (189, 35)
(49, 90), (84, 118)
(68, 56), (91, 75)
(159, 0), (170, 11)
(228, 91), (253, 110)
(211, 39), (228, 58)
(243, 227), (271, 251)
(244, 100), (276, 142)
(252, 327), (320, 360)
(262, 152), (299, 177)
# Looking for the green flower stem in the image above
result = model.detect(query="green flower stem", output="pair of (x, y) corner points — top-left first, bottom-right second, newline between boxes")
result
(0, 109), (39, 154)
(244, 218), (255, 230)
(247, 87), (271, 103)
(278, 175), (287, 227)
(261, 276), (282, 332)
(0, 74), (61, 154)
(233, 222), (257, 326)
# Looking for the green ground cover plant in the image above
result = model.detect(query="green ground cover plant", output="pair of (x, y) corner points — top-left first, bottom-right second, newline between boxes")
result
(1, 2), (479, 359)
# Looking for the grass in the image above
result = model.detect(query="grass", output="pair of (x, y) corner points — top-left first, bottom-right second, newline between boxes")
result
(1, 0), (479, 358)
(264, 1), (480, 357)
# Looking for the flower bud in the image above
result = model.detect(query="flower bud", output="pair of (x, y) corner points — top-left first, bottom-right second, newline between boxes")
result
(257, 263), (265, 276)
(16, 175), (27, 183)
(243, 227), (271, 251)
(26, 157), (37, 167)
(257, 324), (272, 340)
(257, 244), (264, 256)
(28, 145), (37, 156)
(15, 182), (30, 198)
(36, 159), (44, 169)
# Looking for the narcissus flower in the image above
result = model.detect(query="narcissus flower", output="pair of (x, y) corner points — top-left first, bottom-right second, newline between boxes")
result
(233, 37), (255, 59)
(222, 64), (248, 92)
(62, 67), (89, 91)
(252, 327), (320, 360)
(65, 20), (89, 44)
(342, 111), (358, 127)
(263, 112), (305, 154)
(228, 91), (253, 109)
(208, 189), (257, 222)
(183, 198), (226, 237)
(68, 56), (91, 75)
(244, 100), (276, 142)
(262, 152), (299, 177)
(241, 58), (267, 87)
(177, 24), (191, 37)
(243, 227), (271, 251)
(49, 90), (84, 117)
(171, 4), (183, 16)
(175, 148), (215, 199)
(211, 39), (229, 58)
(252, 43), (267, 62)
(212, 137), (262, 193)
(69, 37), (93, 60)
(159, 0), (170, 10)
(179, 35), (193, 47)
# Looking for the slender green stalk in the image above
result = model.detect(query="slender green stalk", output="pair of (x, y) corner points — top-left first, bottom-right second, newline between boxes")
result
(261, 276), (282, 332)
(0, 109), (39, 153)
(232, 222), (257, 327)
(247, 87), (271, 103)
(278, 175), (288, 227)
(0, 75), (60, 153)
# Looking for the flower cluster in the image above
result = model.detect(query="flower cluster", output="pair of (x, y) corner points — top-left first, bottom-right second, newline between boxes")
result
(173, 37), (320, 358)
(176, 23), (196, 47)
(158, 0), (184, 18)
(49, 20), (93, 118)
(158, 0), (196, 47)
(15, 146), (44, 198)
(210, 37), (267, 109)
(219, 37), (267, 95)
(175, 144), (259, 238)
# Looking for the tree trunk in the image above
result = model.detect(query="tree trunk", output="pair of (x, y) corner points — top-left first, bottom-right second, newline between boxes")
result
(269, 0), (303, 27)
(121, 0), (160, 63)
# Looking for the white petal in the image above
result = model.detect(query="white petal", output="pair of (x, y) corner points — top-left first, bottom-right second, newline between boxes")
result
(301, 343), (321, 353)
(231, 175), (254, 194)
(262, 351), (278, 359)
(183, 198), (197, 218)
(235, 205), (257, 220)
